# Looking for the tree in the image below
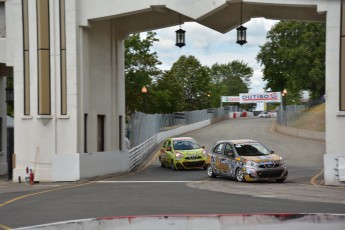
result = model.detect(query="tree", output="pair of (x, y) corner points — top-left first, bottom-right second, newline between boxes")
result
(256, 21), (326, 101)
(167, 55), (211, 111)
(150, 71), (185, 113)
(209, 61), (253, 108)
(125, 32), (162, 114)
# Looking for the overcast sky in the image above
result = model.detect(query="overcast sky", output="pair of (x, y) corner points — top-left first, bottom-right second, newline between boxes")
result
(149, 18), (279, 94)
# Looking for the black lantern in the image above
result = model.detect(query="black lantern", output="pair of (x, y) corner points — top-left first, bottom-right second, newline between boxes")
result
(175, 28), (186, 48)
(236, 2), (247, 46)
(5, 87), (14, 104)
(175, 14), (186, 48)
(236, 25), (247, 45)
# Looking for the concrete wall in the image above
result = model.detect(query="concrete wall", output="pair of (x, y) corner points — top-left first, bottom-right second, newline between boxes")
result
(275, 124), (325, 143)
(52, 150), (128, 182)
(15, 214), (345, 230)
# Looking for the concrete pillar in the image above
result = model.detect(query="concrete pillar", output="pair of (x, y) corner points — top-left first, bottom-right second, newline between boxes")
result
(324, 0), (345, 186)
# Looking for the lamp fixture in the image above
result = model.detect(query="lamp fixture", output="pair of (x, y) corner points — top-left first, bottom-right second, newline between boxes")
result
(141, 86), (147, 94)
(175, 14), (186, 48)
(236, 2), (247, 46)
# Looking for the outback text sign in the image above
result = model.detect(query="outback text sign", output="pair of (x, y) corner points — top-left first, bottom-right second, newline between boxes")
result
(239, 92), (282, 104)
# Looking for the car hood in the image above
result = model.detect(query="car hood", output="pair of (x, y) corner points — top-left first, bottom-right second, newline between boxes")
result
(177, 150), (203, 155)
(240, 154), (281, 162)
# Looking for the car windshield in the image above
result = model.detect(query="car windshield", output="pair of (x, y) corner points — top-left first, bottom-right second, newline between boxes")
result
(234, 142), (271, 156)
(173, 140), (201, 150)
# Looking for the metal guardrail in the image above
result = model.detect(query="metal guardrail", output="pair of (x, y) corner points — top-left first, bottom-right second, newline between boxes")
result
(128, 135), (157, 171)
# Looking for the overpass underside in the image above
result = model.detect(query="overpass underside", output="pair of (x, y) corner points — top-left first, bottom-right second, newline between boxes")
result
(0, 0), (344, 185)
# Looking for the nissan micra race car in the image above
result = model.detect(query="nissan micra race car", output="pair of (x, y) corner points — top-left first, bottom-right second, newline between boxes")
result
(206, 139), (288, 182)
(159, 137), (207, 170)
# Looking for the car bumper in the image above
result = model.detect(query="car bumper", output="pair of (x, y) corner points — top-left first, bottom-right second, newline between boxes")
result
(175, 159), (207, 170)
(243, 166), (288, 181)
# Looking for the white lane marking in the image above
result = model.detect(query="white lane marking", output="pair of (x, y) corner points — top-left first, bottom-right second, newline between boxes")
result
(95, 181), (201, 183)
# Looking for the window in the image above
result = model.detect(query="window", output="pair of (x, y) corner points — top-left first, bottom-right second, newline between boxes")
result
(37, 0), (51, 115)
(97, 115), (105, 152)
(84, 114), (87, 152)
(212, 143), (224, 154)
(59, 0), (67, 115)
(224, 144), (234, 157)
(22, 0), (30, 115)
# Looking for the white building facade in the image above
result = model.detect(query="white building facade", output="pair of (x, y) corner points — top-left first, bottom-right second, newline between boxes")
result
(0, 0), (344, 185)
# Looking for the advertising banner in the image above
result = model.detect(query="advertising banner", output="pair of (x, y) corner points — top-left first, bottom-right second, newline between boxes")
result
(221, 96), (240, 103)
(239, 92), (282, 104)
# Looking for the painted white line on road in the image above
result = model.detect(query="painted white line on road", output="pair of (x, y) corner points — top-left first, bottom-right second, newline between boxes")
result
(95, 181), (201, 183)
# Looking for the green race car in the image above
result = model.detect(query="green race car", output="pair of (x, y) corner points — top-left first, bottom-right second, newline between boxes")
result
(159, 137), (207, 170)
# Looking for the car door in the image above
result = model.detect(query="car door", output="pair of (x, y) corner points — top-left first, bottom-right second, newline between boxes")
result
(160, 139), (172, 164)
(222, 143), (237, 177)
(210, 143), (224, 174)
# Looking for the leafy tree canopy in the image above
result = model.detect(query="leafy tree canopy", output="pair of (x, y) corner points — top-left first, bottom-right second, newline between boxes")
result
(209, 61), (253, 108)
(167, 55), (211, 111)
(256, 21), (326, 101)
(125, 32), (162, 114)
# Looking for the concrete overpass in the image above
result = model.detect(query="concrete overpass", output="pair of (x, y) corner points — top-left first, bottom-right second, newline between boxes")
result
(0, 0), (344, 186)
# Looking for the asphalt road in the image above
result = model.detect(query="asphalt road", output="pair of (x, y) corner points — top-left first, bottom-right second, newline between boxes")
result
(1, 118), (344, 229)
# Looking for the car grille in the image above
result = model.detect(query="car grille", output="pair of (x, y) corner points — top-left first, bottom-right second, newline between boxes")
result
(185, 156), (203, 160)
(183, 161), (205, 168)
(259, 164), (280, 169)
(257, 170), (284, 178)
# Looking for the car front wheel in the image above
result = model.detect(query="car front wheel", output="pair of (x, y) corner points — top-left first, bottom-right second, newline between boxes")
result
(235, 168), (246, 182)
(207, 165), (216, 178)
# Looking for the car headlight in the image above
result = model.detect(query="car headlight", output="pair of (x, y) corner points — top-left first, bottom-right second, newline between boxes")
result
(175, 152), (183, 160)
(277, 160), (286, 167)
(202, 150), (207, 156)
(246, 160), (258, 167)
(277, 157), (286, 166)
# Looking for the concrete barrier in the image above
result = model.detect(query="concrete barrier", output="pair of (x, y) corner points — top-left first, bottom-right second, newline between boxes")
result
(275, 123), (325, 143)
(14, 214), (345, 230)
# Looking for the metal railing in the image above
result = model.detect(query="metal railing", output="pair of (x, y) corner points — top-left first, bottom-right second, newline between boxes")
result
(277, 96), (325, 127)
(127, 106), (241, 148)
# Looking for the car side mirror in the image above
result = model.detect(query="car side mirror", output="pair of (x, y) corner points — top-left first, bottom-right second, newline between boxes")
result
(270, 150), (275, 154)
(202, 146), (205, 149)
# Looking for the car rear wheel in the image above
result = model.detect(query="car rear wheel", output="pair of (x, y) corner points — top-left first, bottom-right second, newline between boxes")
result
(207, 165), (216, 178)
(171, 161), (175, 171)
(276, 178), (286, 183)
(235, 168), (245, 182)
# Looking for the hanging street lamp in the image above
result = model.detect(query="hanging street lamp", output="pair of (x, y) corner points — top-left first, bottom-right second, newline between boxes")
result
(236, 25), (247, 46)
(175, 14), (186, 48)
(236, 2), (247, 46)
(175, 28), (186, 48)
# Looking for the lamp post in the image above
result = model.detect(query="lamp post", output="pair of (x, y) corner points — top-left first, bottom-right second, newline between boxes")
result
(282, 89), (287, 126)
(207, 92), (211, 108)
(141, 86), (147, 113)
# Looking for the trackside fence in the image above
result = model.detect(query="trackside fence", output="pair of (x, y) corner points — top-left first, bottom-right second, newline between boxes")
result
(127, 106), (242, 170)
(128, 106), (241, 148)
(277, 96), (325, 126)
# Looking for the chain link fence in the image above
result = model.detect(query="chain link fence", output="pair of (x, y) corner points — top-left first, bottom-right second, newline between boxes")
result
(127, 106), (241, 148)
(277, 96), (325, 127)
